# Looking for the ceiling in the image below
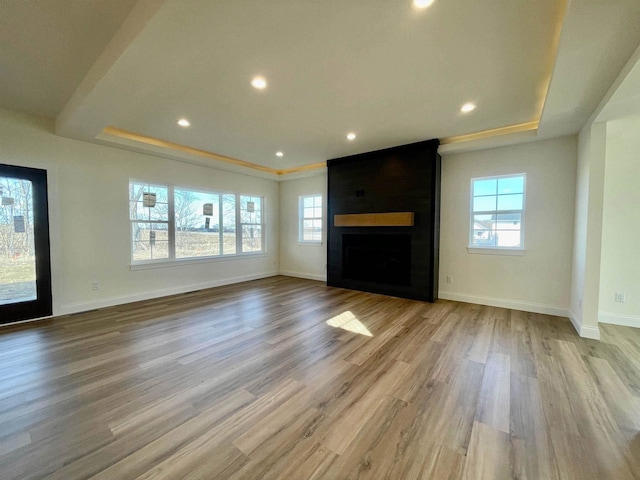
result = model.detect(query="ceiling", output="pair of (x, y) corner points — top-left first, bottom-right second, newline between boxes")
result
(0, 0), (139, 117)
(592, 46), (640, 124)
(1, 0), (640, 177)
(538, 0), (640, 138)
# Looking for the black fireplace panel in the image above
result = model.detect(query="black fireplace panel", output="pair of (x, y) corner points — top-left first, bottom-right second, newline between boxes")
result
(327, 139), (441, 302)
(342, 234), (411, 286)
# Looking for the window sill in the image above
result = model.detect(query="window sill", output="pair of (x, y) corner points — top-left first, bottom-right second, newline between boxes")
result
(467, 247), (525, 256)
(298, 242), (323, 246)
(130, 252), (268, 270)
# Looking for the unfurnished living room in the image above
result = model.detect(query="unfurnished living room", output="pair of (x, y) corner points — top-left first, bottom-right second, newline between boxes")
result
(1, 1), (640, 479)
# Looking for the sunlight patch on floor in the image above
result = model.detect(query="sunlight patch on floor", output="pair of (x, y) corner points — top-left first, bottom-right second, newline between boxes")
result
(326, 311), (372, 337)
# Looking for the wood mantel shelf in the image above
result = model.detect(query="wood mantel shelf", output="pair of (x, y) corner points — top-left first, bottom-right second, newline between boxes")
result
(334, 212), (414, 227)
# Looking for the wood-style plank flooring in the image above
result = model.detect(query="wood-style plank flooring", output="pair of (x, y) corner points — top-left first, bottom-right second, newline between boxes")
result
(1, 276), (639, 479)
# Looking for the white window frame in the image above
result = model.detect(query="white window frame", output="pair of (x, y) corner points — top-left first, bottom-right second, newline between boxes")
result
(298, 194), (323, 244)
(129, 180), (266, 267)
(468, 173), (526, 255)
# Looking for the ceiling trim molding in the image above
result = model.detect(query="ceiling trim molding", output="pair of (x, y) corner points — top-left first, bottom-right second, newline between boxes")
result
(440, 121), (539, 145)
(537, 0), (571, 124)
(105, 121), (542, 175)
(102, 126), (328, 175)
(279, 162), (327, 175)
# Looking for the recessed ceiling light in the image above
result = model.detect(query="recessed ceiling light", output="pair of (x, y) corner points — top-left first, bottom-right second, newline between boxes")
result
(177, 118), (190, 127)
(413, 0), (435, 9)
(250, 76), (267, 90)
(276, 151), (284, 157)
(346, 132), (357, 141)
(460, 103), (477, 113)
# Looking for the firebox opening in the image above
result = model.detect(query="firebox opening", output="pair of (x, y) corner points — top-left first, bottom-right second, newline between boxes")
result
(342, 234), (411, 287)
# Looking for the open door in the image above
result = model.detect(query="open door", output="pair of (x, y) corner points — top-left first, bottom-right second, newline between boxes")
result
(0, 164), (52, 324)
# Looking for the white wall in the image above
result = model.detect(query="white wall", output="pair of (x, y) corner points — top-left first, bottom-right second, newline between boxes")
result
(0, 108), (279, 316)
(599, 116), (640, 327)
(570, 127), (591, 323)
(439, 136), (577, 316)
(279, 173), (327, 280)
(569, 121), (607, 339)
(567, 43), (640, 337)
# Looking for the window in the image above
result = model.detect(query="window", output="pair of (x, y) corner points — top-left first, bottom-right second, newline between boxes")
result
(129, 181), (264, 264)
(130, 182), (170, 261)
(470, 174), (525, 250)
(174, 188), (238, 258)
(240, 195), (263, 253)
(299, 195), (322, 243)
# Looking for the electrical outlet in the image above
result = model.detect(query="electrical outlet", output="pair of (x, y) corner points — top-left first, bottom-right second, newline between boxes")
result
(91, 281), (100, 291)
(446, 276), (453, 284)
(615, 292), (626, 303)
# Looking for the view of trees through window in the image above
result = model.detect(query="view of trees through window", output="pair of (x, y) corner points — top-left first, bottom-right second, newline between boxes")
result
(129, 183), (170, 261)
(129, 182), (263, 262)
(0, 177), (37, 304)
(240, 195), (262, 253)
(174, 189), (238, 258)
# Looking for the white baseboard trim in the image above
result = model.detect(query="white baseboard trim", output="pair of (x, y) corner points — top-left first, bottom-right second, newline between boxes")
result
(568, 310), (582, 336)
(568, 310), (601, 340)
(438, 291), (602, 339)
(278, 270), (327, 282)
(438, 291), (569, 317)
(58, 271), (279, 316)
(599, 311), (640, 328)
(580, 325), (602, 340)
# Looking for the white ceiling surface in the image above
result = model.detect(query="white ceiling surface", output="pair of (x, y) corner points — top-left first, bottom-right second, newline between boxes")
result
(0, 0), (139, 118)
(593, 45), (640, 124)
(55, 0), (564, 170)
(2, 1), (640, 174)
(539, 0), (640, 138)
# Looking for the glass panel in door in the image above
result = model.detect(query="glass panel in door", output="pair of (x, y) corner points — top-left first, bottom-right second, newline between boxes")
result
(0, 163), (52, 324)
(0, 177), (37, 305)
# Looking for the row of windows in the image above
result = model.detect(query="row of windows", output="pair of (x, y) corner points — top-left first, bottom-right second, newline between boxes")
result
(129, 173), (525, 264)
(129, 182), (264, 263)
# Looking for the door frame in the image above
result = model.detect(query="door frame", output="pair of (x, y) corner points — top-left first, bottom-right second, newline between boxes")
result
(0, 163), (52, 324)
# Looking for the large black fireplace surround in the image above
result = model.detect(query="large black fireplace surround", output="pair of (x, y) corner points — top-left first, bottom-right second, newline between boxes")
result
(327, 139), (441, 302)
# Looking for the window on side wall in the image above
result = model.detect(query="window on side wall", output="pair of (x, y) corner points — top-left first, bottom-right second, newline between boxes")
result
(469, 174), (525, 252)
(299, 194), (323, 243)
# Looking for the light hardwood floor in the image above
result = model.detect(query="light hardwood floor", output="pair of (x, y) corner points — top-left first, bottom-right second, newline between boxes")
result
(1, 276), (639, 479)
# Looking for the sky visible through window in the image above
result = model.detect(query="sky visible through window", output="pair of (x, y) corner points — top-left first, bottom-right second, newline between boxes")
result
(471, 174), (525, 248)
